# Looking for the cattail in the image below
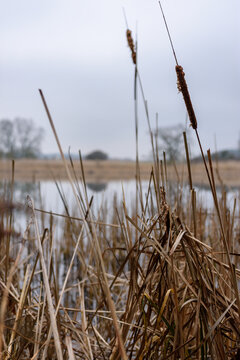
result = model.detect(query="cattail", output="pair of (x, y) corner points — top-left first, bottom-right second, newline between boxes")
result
(126, 29), (136, 65)
(176, 65), (197, 130)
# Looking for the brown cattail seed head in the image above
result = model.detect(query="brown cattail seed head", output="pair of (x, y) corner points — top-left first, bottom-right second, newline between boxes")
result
(176, 65), (197, 130)
(126, 29), (136, 65)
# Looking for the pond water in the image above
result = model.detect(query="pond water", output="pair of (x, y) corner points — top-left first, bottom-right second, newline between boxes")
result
(1, 178), (239, 232)
(2, 178), (239, 304)
(0, 180), (148, 234)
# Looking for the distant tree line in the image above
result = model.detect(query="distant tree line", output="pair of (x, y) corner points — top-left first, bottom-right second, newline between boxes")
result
(0, 118), (44, 158)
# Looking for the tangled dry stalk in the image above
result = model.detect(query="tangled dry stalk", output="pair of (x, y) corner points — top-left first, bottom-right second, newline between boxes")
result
(0, 147), (240, 359)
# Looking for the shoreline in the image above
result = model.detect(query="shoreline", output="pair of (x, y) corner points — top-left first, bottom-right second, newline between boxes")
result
(0, 159), (239, 187)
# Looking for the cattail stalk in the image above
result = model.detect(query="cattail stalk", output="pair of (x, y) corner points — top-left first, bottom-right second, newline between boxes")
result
(176, 65), (197, 130)
(126, 29), (136, 65)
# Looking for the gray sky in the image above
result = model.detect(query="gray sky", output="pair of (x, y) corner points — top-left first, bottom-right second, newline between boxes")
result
(1, 0), (239, 159)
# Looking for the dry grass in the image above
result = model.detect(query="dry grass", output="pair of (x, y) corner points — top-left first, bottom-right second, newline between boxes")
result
(0, 159), (240, 187)
(0, 163), (240, 358)
(0, 159), (152, 182)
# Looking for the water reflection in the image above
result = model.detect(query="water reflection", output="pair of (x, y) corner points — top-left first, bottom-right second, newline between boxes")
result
(0, 179), (238, 217)
(86, 182), (107, 192)
(0, 180), (39, 203)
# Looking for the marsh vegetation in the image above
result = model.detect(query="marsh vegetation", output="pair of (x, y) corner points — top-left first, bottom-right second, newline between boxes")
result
(0, 5), (240, 360)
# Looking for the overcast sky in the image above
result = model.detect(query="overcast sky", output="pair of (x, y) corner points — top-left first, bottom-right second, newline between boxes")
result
(0, 0), (239, 159)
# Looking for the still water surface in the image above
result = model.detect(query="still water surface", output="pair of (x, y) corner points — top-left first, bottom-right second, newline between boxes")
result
(2, 179), (239, 299)
(1, 179), (239, 231)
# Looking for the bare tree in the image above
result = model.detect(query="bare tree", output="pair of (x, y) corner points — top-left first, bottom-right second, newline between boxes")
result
(155, 123), (191, 162)
(0, 119), (15, 157)
(0, 118), (44, 158)
(15, 118), (44, 158)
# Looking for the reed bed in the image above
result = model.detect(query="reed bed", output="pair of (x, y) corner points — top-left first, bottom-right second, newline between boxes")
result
(0, 149), (240, 359)
(0, 6), (240, 360)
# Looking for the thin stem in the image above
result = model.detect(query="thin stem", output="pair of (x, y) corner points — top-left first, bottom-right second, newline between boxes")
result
(158, 1), (179, 65)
